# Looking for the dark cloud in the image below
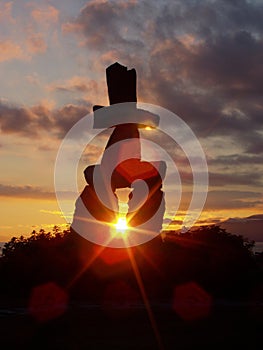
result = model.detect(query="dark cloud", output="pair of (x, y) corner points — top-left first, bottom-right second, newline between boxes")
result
(74, 1), (263, 151)
(154, 0), (263, 41)
(69, 0), (147, 52)
(210, 153), (263, 166)
(52, 104), (90, 138)
(145, 33), (263, 140)
(0, 184), (76, 200)
(187, 31), (263, 94)
(62, 0), (263, 162)
(196, 218), (222, 225)
(0, 184), (55, 200)
(209, 171), (263, 187)
(1, 0), (262, 211)
(0, 102), (89, 139)
(245, 132), (263, 154)
(0, 104), (35, 135)
(204, 190), (263, 210)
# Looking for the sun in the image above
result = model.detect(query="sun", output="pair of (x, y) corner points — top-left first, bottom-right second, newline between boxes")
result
(115, 217), (128, 234)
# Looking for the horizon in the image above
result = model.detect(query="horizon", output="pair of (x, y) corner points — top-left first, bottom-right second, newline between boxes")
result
(1, 213), (263, 243)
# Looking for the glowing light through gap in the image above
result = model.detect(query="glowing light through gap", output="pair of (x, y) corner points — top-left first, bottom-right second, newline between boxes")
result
(115, 217), (128, 233)
(114, 188), (131, 235)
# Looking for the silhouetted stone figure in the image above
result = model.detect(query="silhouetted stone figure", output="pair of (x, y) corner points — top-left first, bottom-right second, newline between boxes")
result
(71, 62), (166, 245)
(106, 62), (137, 104)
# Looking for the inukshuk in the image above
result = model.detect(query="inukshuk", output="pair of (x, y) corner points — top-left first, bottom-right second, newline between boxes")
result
(71, 63), (166, 247)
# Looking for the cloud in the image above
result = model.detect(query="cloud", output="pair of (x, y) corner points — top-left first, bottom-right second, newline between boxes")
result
(209, 171), (263, 187)
(1, 0), (261, 126)
(0, 184), (55, 200)
(40, 209), (63, 216)
(0, 2), (15, 24)
(0, 40), (28, 62)
(205, 190), (263, 210)
(0, 103), (34, 135)
(48, 76), (99, 94)
(188, 31), (263, 93)
(26, 33), (47, 54)
(146, 33), (263, 133)
(0, 3), (58, 63)
(210, 153), (263, 166)
(63, 0), (263, 162)
(196, 218), (222, 225)
(0, 101), (89, 139)
(1, 0), (262, 219)
(63, 0), (142, 49)
(0, 184), (76, 201)
(31, 5), (59, 25)
(245, 131), (263, 154)
(52, 104), (90, 138)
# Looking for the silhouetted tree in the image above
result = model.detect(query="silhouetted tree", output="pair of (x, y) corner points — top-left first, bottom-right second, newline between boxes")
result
(161, 226), (259, 296)
(0, 224), (261, 302)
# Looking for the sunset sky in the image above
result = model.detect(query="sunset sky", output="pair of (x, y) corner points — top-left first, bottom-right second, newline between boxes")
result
(0, 0), (263, 241)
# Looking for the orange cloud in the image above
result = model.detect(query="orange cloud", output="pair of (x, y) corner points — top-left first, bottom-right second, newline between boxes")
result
(178, 34), (201, 50)
(26, 34), (47, 54)
(40, 209), (63, 216)
(62, 22), (82, 34)
(0, 40), (28, 62)
(0, 1), (14, 23)
(48, 75), (108, 107)
(48, 76), (98, 93)
(31, 5), (59, 25)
